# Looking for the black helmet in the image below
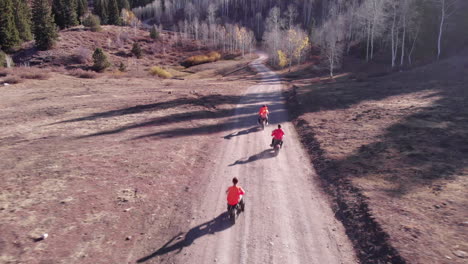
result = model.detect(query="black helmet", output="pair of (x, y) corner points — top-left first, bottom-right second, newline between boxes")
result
(262, 104), (267, 107)
(278, 124), (281, 128)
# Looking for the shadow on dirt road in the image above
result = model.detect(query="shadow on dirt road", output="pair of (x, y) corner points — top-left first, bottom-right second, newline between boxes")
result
(136, 212), (232, 263)
(223, 126), (261, 139)
(60, 91), (289, 140)
(228, 149), (276, 166)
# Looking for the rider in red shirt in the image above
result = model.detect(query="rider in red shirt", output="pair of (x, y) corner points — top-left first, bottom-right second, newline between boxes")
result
(226, 177), (245, 211)
(270, 124), (285, 147)
(258, 104), (269, 124)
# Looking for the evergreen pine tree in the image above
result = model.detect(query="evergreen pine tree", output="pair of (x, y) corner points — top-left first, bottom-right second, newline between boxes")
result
(53, 0), (78, 29)
(0, 51), (7, 67)
(76, 0), (89, 23)
(94, 0), (108, 24)
(92, 47), (110, 71)
(32, 0), (58, 50)
(82, 14), (101, 32)
(66, 0), (79, 27)
(107, 0), (121, 25)
(131, 42), (142, 58)
(150, 25), (159, 40)
(117, 0), (130, 11)
(52, 0), (64, 28)
(13, 0), (33, 42)
(0, 0), (21, 51)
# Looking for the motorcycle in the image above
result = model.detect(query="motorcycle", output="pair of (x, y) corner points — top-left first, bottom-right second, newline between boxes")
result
(272, 139), (283, 156)
(227, 200), (244, 224)
(258, 115), (268, 130)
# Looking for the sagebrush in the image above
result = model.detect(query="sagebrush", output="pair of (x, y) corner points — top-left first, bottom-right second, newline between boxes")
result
(69, 69), (98, 78)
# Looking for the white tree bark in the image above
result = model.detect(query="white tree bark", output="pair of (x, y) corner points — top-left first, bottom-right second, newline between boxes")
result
(400, 0), (407, 66)
(408, 23), (420, 65)
(370, 0), (377, 60)
(437, 0), (446, 60)
(391, 1), (397, 67)
(436, 0), (458, 60)
(366, 18), (371, 62)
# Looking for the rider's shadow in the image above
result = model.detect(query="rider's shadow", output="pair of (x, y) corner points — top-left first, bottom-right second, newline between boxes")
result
(136, 212), (232, 263)
(223, 126), (260, 140)
(228, 149), (276, 166)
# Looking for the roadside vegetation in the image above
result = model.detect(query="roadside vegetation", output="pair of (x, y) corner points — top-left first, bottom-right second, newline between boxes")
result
(182, 51), (221, 67)
(149, 66), (172, 78)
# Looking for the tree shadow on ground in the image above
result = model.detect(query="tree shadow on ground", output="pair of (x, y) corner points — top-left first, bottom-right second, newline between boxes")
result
(54, 90), (281, 125)
(288, 57), (468, 264)
(136, 212), (231, 263)
(223, 126), (261, 139)
(290, 59), (465, 114)
(324, 92), (468, 196)
(290, 56), (468, 194)
(228, 149), (275, 166)
(51, 94), (246, 125)
(70, 90), (289, 140)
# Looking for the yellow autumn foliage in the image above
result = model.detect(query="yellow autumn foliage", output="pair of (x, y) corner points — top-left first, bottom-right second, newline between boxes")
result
(121, 9), (140, 26)
(277, 50), (288, 68)
(183, 51), (221, 67)
(149, 66), (172, 78)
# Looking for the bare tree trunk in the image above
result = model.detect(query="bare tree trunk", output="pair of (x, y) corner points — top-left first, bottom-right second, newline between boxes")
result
(437, 0), (445, 60)
(331, 48), (335, 77)
(408, 24), (420, 65)
(346, 12), (355, 55)
(366, 19), (371, 61)
(400, 5), (407, 66)
(391, 2), (397, 68)
(370, 0), (377, 61)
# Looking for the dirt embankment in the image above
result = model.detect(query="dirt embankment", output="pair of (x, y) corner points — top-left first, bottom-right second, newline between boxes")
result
(285, 56), (468, 264)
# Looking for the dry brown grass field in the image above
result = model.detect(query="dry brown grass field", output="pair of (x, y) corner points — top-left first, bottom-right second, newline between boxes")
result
(286, 55), (468, 264)
(0, 45), (258, 263)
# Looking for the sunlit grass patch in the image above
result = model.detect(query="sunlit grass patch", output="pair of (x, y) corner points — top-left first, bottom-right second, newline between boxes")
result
(149, 66), (172, 78)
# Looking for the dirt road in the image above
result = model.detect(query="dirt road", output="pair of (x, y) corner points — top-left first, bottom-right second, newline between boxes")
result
(136, 54), (357, 264)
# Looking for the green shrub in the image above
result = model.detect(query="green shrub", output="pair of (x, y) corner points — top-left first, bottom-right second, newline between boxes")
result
(82, 14), (101, 32)
(0, 51), (6, 68)
(0, 52), (14, 67)
(149, 66), (172, 78)
(118, 62), (126, 72)
(150, 25), (159, 40)
(92, 48), (110, 72)
(131, 42), (142, 59)
(182, 51), (221, 67)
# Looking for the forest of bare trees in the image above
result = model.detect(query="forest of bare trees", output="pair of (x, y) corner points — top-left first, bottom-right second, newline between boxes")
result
(132, 0), (467, 75)
(1, 0), (466, 75)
